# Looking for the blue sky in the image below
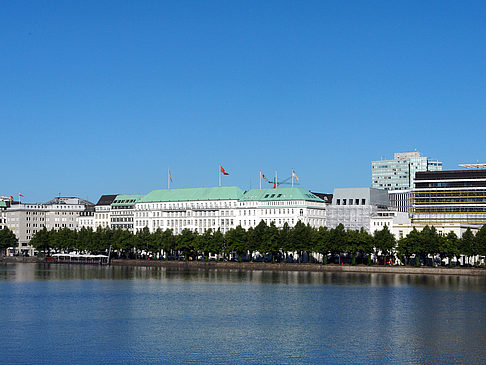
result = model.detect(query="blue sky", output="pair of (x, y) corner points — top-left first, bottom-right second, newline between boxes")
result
(1, 1), (485, 203)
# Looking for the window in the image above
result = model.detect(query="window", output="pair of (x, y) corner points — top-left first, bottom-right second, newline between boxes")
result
(336, 199), (340, 205)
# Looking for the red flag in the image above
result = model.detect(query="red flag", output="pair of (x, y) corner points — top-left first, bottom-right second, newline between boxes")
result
(19, 193), (24, 197)
(220, 165), (229, 175)
(169, 170), (173, 183)
(9, 195), (13, 201)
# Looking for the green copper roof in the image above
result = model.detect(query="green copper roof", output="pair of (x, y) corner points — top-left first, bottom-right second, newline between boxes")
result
(240, 188), (324, 202)
(0, 201), (6, 208)
(138, 186), (244, 203)
(112, 194), (142, 206)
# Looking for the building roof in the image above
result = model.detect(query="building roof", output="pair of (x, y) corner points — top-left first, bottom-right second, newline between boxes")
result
(138, 186), (244, 203)
(239, 188), (325, 202)
(312, 192), (333, 203)
(96, 195), (118, 206)
(44, 197), (94, 206)
(416, 169), (486, 180)
(112, 194), (142, 206)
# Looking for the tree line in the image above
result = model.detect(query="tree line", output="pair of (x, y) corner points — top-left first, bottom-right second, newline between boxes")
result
(17, 221), (486, 266)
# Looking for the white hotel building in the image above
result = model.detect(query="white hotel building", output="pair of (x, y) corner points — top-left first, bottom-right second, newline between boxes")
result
(134, 186), (327, 234)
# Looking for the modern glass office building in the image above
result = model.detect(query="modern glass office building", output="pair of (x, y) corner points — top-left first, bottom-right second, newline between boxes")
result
(412, 169), (486, 226)
(372, 151), (442, 190)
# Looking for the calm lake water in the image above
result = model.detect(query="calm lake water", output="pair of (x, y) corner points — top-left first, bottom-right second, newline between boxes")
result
(0, 263), (485, 364)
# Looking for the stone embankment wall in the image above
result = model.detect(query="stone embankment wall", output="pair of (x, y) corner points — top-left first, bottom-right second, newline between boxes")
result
(111, 260), (486, 276)
(0, 256), (41, 264)
(1, 256), (485, 276)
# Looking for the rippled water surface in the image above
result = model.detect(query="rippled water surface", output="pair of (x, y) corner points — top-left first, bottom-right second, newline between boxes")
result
(0, 263), (485, 364)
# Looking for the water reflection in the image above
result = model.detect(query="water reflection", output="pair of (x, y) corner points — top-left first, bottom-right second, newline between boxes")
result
(1, 263), (486, 292)
(0, 263), (485, 364)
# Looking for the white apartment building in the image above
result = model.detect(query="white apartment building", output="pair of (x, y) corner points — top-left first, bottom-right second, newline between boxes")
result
(93, 195), (117, 229)
(110, 194), (142, 232)
(5, 197), (93, 256)
(78, 206), (95, 230)
(134, 186), (327, 235)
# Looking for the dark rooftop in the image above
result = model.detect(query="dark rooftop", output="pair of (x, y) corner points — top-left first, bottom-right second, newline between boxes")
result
(96, 195), (118, 206)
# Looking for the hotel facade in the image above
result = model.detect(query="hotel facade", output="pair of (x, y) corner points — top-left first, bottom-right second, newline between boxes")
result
(134, 186), (327, 235)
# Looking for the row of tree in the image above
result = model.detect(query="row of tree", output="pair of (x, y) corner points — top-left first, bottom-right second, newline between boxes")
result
(20, 221), (486, 266)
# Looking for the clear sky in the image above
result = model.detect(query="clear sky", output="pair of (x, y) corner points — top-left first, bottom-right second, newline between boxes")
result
(2, 1), (485, 203)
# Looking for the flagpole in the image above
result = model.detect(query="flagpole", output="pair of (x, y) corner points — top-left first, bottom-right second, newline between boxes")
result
(292, 168), (294, 187)
(168, 167), (170, 189)
(219, 165), (221, 187)
(259, 171), (261, 190)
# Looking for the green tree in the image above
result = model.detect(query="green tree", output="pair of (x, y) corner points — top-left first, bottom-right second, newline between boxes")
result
(329, 224), (347, 265)
(419, 226), (440, 265)
(0, 227), (18, 256)
(112, 228), (135, 258)
(30, 227), (51, 257)
(397, 228), (420, 266)
(210, 229), (224, 258)
(460, 228), (475, 266)
(160, 229), (176, 259)
(261, 222), (280, 262)
(357, 228), (374, 265)
(246, 227), (259, 261)
(314, 226), (330, 264)
(52, 227), (77, 253)
(346, 229), (360, 265)
(279, 223), (291, 262)
(77, 227), (95, 253)
(194, 228), (213, 260)
(177, 229), (196, 260)
(135, 227), (152, 258)
(441, 232), (459, 267)
(291, 220), (312, 263)
(474, 225), (486, 266)
(225, 225), (248, 261)
(373, 225), (396, 265)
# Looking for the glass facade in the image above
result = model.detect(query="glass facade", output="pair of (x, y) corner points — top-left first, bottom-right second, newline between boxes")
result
(412, 170), (486, 225)
(372, 152), (442, 190)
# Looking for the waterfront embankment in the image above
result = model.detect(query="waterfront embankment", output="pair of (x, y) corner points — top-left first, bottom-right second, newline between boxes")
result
(3, 256), (486, 276)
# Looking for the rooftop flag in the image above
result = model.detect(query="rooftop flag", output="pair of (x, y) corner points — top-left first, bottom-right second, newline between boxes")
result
(168, 167), (173, 189)
(220, 165), (229, 175)
(219, 164), (229, 187)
